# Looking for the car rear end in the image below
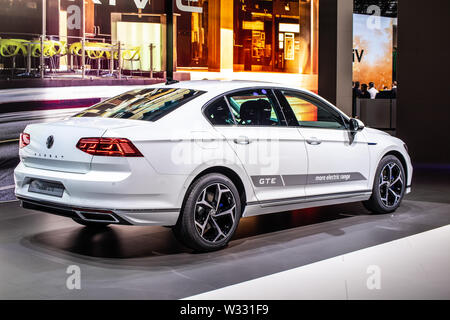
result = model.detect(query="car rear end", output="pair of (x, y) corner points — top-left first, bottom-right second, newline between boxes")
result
(14, 86), (209, 226)
(14, 117), (176, 225)
(16, 118), (189, 229)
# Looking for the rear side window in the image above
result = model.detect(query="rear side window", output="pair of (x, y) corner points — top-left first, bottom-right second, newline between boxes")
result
(226, 89), (284, 127)
(204, 98), (235, 126)
(75, 88), (205, 122)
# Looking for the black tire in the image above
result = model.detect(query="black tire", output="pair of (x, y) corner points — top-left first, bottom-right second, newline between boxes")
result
(173, 173), (242, 252)
(363, 155), (406, 214)
(72, 218), (110, 228)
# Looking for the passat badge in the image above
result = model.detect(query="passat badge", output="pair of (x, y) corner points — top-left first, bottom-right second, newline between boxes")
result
(46, 135), (54, 149)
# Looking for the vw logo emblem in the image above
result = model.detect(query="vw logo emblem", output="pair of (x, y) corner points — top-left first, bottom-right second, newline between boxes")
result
(46, 135), (54, 149)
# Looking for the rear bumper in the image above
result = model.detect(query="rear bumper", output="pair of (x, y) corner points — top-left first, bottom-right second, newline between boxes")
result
(14, 160), (184, 226)
(18, 196), (180, 226)
(19, 197), (131, 225)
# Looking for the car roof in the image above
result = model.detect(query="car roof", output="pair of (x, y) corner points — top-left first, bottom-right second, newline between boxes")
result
(160, 80), (309, 95)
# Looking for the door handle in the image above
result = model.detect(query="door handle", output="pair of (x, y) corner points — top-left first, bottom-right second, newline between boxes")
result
(306, 137), (322, 145)
(233, 137), (251, 145)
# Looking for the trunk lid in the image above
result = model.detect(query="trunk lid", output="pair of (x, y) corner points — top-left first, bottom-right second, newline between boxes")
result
(21, 117), (144, 173)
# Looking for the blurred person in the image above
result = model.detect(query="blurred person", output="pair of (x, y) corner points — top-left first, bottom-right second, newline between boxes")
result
(353, 81), (362, 97)
(360, 84), (371, 99)
(352, 81), (362, 101)
(352, 81), (362, 117)
(368, 82), (379, 99)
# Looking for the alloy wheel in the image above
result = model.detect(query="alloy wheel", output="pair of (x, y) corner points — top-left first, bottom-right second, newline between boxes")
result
(379, 162), (404, 208)
(194, 183), (237, 243)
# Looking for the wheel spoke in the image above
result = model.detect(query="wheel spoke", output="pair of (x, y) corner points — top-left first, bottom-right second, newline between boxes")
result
(391, 175), (403, 186)
(210, 217), (226, 242)
(214, 184), (223, 211)
(196, 189), (213, 209)
(214, 205), (236, 223)
(388, 163), (394, 180)
(195, 215), (210, 236)
(389, 188), (401, 205)
(195, 221), (205, 236)
(197, 200), (213, 209)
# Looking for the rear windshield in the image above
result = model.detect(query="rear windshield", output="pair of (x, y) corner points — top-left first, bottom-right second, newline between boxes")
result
(74, 88), (205, 122)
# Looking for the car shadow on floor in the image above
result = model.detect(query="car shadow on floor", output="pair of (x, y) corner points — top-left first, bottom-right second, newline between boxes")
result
(19, 201), (388, 268)
(14, 168), (450, 271)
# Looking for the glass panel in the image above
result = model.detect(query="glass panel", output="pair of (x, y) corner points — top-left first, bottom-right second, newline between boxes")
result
(233, 0), (307, 73)
(285, 94), (318, 122)
(281, 91), (346, 130)
(75, 88), (205, 122)
(174, 0), (318, 92)
(116, 21), (162, 72)
(176, 0), (210, 68)
(0, 0), (318, 88)
(226, 89), (283, 126)
(204, 98), (235, 125)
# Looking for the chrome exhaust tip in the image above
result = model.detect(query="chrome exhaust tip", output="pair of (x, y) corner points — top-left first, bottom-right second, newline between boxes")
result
(76, 211), (120, 223)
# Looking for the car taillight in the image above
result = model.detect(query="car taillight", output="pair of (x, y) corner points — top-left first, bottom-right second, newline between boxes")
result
(19, 133), (30, 149)
(76, 138), (143, 157)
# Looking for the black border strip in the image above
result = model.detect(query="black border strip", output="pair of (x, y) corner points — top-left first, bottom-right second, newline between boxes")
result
(18, 197), (180, 225)
(247, 190), (372, 208)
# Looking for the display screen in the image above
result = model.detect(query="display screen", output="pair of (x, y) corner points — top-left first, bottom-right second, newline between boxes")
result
(353, 14), (395, 90)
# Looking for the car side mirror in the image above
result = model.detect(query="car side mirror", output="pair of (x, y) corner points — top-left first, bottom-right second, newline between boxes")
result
(349, 118), (365, 132)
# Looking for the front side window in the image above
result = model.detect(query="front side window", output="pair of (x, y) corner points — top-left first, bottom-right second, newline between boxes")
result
(280, 91), (347, 130)
(226, 89), (284, 127)
(75, 88), (205, 122)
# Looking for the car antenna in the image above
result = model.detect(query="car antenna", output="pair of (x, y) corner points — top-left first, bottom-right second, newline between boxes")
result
(166, 77), (179, 85)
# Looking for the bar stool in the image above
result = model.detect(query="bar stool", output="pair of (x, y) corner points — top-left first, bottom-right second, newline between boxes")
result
(102, 43), (119, 77)
(31, 40), (61, 74)
(122, 46), (141, 77)
(70, 41), (108, 75)
(69, 42), (83, 72)
(86, 42), (109, 76)
(0, 39), (29, 76)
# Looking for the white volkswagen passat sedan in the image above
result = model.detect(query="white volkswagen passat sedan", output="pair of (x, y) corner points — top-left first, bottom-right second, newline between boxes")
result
(15, 81), (412, 252)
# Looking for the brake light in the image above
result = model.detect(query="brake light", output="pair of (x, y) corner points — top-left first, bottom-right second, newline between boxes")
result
(19, 133), (30, 149)
(76, 138), (143, 157)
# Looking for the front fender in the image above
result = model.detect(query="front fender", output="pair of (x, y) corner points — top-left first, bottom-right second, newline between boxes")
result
(365, 135), (413, 190)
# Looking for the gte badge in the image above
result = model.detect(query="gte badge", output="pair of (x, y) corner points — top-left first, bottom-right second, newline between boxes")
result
(252, 176), (283, 188)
